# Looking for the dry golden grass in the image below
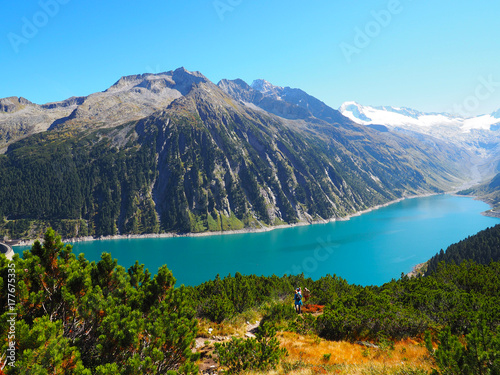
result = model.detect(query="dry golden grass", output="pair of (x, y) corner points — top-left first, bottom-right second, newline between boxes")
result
(196, 313), (435, 374)
(270, 332), (433, 375)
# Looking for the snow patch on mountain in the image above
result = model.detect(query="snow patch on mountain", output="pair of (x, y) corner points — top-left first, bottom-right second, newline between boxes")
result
(462, 115), (500, 132)
(339, 102), (500, 133)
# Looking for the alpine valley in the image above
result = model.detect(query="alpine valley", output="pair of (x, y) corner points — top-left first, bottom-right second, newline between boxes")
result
(0, 68), (494, 240)
(339, 101), (500, 214)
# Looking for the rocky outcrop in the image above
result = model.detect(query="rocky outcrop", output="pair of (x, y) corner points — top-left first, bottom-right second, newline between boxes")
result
(0, 68), (207, 148)
(0, 97), (34, 113)
(218, 78), (350, 124)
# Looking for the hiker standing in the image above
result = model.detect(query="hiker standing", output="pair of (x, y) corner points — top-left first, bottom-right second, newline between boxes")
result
(294, 287), (303, 314)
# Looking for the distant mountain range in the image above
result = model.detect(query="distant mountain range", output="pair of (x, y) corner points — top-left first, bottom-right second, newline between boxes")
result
(339, 102), (500, 154)
(340, 101), (500, 176)
(339, 101), (500, 131)
(339, 101), (500, 213)
(0, 68), (486, 239)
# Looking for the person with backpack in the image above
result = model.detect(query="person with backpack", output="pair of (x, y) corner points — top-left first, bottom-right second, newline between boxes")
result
(294, 287), (303, 314)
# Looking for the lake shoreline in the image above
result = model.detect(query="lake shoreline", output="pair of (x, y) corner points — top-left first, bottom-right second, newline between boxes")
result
(13, 192), (439, 248)
(449, 193), (500, 218)
(11, 194), (499, 287)
(407, 262), (428, 278)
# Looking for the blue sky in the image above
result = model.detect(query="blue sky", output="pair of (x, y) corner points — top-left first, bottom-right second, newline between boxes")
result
(1, 0), (500, 115)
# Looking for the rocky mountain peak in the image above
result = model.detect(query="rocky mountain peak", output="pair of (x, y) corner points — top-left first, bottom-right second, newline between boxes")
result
(251, 79), (282, 95)
(218, 78), (252, 92)
(107, 73), (152, 92)
(217, 79), (262, 104)
(0, 96), (34, 113)
(107, 67), (209, 96)
(173, 66), (206, 79)
(0, 67), (216, 147)
(171, 67), (210, 95)
(219, 78), (348, 124)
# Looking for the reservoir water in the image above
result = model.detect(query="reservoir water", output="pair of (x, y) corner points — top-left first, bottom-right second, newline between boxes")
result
(14, 195), (500, 286)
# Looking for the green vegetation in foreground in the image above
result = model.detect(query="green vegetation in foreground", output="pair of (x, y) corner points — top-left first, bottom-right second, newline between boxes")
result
(0, 229), (198, 374)
(1, 228), (500, 374)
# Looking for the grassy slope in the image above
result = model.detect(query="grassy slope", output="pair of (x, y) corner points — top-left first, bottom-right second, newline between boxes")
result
(195, 309), (432, 375)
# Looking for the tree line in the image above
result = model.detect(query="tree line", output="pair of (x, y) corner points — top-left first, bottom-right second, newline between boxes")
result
(425, 224), (500, 275)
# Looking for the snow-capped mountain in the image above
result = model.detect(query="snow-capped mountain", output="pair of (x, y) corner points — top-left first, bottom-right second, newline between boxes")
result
(339, 102), (500, 173)
(339, 101), (500, 133)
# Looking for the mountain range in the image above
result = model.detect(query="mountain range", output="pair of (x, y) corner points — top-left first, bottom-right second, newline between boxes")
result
(339, 101), (500, 162)
(339, 101), (500, 131)
(0, 68), (487, 239)
(339, 101), (500, 210)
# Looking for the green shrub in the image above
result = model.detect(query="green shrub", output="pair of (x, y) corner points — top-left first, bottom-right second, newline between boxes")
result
(0, 229), (199, 374)
(200, 294), (235, 324)
(317, 293), (429, 341)
(214, 323), (287, 374)
(289, 311), (316, 335)
(261, 302), (297, 326)
(426, 319), (500, 375)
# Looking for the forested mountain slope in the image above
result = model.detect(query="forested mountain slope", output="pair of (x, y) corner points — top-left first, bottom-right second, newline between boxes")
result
(425, 224), (500, 274)
(0, 68), (471, 240)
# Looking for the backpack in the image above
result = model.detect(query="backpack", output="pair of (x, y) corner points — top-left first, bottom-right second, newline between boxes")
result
(295, 292), (302, 302)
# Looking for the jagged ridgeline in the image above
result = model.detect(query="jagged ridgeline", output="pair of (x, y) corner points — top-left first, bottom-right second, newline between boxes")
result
(0, 68), (468, 239)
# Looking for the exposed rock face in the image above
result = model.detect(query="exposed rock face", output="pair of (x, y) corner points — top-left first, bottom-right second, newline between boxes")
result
(48, 68), (205, 131)
(0, 98), (80, 151)
(218, 78), (350, 124)
(218, 79), (312, 121)
(41, 96), (86, 109)
(0, 68), (209, 150)
(0, 97), (34, 113)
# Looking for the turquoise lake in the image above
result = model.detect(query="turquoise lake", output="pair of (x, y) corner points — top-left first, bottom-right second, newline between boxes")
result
(14, 195), (500, 286)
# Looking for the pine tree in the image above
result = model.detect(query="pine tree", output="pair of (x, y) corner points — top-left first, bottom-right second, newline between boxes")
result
(0, 228), (199, 374)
